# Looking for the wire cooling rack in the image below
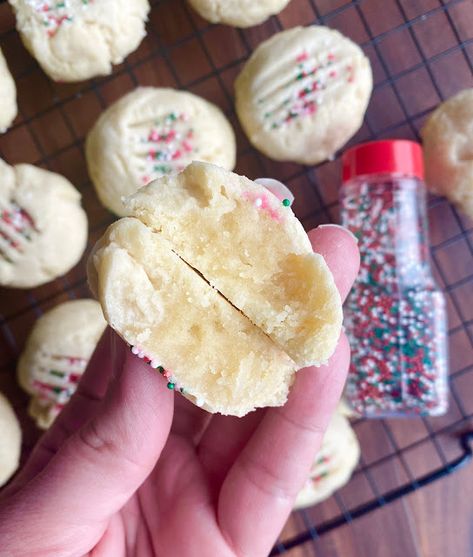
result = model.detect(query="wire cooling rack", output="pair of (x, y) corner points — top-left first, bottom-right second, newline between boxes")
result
(0, 0), (472, 555)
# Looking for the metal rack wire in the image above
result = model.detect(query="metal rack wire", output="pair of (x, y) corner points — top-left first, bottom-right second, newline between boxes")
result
(0, 0), (472, 554)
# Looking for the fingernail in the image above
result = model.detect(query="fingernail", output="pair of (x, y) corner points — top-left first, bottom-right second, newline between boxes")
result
(255, 178), (295, 205)
(318, 224), (359, 244)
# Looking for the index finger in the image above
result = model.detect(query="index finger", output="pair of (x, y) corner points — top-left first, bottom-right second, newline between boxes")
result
(217, 224), (358, 557)
(9, 328), (122, 490)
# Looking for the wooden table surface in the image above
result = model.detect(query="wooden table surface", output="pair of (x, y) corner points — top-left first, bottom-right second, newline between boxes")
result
(1, 1), (473, 556)
(282, 463), (473, 557)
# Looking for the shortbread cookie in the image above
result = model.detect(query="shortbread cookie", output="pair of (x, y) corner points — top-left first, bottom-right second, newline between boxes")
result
(0, 159), (88, 288)
(0, 48), (17, 132)
(8, 0), (149, 82)
(126, 162), (342, 367)
(0, 392), (21, 487)
(235, 26), (373, 164)
(86, 87), (236, 216)
(188, 0), (291, 27)
(294, 411), (360, 509)
(17, 299), (106, 429)
(421, 89), (473, 220)
(88, 218), (297, 417)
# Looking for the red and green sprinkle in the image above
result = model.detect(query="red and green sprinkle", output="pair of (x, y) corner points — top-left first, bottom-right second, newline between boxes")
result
(0, 200), (37, 263)
(138, 111), (196, 185)
(259, 50), (356, 130)
(32, 353), (88, 417)
(242, 190), (292, 222)
(27, 0), (93, 37)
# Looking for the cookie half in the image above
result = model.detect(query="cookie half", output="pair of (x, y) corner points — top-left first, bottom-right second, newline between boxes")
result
(294, 411), (360, 509)
(0, 159), (88, 288)
(235, 26), (372, 164)
(17, 300), (106, 429)
(88, 217), (297, 417)
(126, 162), (342, 367)
(8, 0), (150, 82)
(86, 87), (236, 216)
(0, 392), (21, 487)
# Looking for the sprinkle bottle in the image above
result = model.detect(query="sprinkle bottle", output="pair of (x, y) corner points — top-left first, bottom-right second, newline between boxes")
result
(340, 140), (448, 417)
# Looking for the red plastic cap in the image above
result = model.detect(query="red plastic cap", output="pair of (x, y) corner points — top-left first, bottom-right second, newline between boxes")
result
(342, 140), (424, 182)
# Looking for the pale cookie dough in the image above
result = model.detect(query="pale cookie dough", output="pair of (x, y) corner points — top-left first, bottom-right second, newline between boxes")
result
(8, 0), (150, 82)
(235, 26), (373, 164)
(126, 162), (342, 367)
(0, 158), (88, 288)
(17, 299), (106, 429)
(188, 0), (291, 28)
(0, 48), (17, 132)
(0, 392), (21, 487)
(86, 87), (236, 216)
(421, 88), (473, 220)
(294, 411), (360, 509)
(88, 218), (297, 417)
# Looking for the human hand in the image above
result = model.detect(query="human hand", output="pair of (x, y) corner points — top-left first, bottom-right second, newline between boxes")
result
(0, 225), (359, 557)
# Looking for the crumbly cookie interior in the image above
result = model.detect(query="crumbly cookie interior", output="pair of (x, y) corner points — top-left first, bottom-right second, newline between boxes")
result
(91, 217), (296, 416)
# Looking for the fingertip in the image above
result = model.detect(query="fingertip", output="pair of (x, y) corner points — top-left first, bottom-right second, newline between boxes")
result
(311, 224), (358, 246)
(308, 224), (360, 301)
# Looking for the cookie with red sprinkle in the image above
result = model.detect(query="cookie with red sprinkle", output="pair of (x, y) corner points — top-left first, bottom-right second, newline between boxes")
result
(89, 163), (341, 415)
(8, 0), (150, 81)
(17, 300), (106, 429)
(86, 87), (236, 216)
(235, 26), (372, 164)
(0, 158), (87, 288)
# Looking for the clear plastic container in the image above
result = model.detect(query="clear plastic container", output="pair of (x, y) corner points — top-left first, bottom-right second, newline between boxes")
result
(340, 140), (448, 417)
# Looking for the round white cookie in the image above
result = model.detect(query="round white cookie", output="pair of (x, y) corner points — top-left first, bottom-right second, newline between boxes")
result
(188, 0), (291, 28)
(17, 299), (106, 429)
(8, 0), (150, 82)
(0, 392), (21, 487)
(421, 88), (473, 220)
(0, 48), (17, 132)
(0, 158), (88, 288)
(294, 411), (360, 509)
(86, 87), (236, 216)
(235, 26), (373, 164)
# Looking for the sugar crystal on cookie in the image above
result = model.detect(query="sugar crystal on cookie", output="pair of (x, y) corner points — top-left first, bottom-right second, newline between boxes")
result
(138, 112), (197, 185)
(0, 200), (38, 263)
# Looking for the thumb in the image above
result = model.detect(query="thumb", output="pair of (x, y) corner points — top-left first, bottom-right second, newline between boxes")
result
(0, 349), (174, 553)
